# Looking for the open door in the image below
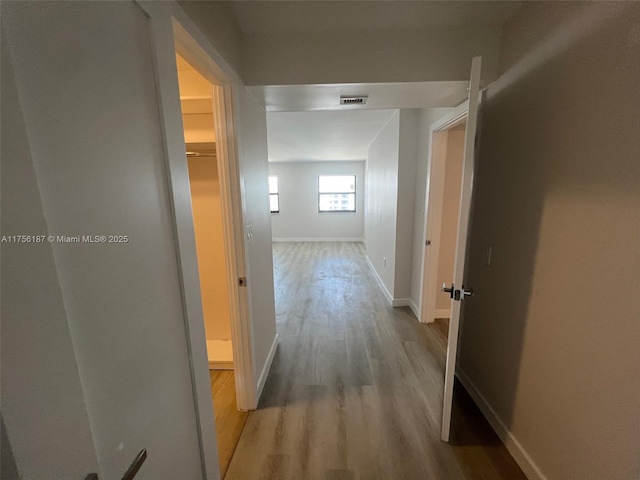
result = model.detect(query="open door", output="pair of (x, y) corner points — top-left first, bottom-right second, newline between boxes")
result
(441, 56), (482, 442)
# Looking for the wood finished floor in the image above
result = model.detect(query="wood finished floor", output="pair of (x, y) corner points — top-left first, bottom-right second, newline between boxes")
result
(431, 318), (450, 351)
(210, 370), (249, 479)
(225, 242), (525, 480)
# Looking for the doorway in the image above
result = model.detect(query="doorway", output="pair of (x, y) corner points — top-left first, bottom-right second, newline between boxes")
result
(421, 117), (467, 326)
(175, 53), (248, 478)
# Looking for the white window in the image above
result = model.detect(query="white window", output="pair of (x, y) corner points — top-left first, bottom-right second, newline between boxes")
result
(318, 175), (356, 212)
(269, 176), (279, 213)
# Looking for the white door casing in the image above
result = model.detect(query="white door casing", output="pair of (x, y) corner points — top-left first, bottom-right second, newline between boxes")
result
(170, 18), (257, 412)
(418, 104), (468, 325)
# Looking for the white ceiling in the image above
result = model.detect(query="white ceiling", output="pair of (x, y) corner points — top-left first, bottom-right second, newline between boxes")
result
(261, 81), (468, 164)
(229, 2), (522, 35)
(267, 110), (397, 163)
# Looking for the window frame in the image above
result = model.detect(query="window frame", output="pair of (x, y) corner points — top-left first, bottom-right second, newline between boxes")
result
(268, 175), (279, 214)
(317, 175), (357, 213)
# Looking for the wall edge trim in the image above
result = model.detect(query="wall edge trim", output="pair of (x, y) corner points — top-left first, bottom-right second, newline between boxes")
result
(392, 298), (411, 307)
(455, 367), (548, 480)
(272, 238), (365, 243)
(208, 362), (234, 370)
(365, 255), (393, 306)
(408, 299), (420, 320)
(256, 333), (279, 405)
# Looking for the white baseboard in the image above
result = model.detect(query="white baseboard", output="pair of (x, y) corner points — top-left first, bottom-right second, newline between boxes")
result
(434, 308), (450, 319)
(455, 367), (547, 480)
(392, 298), (411, 307)
(408, 299), (420, 320)
(208, 361), (233, 370)
(364, 256), (394, 306)
(272, 237), (364, 243)
(256, 333), (279, 403)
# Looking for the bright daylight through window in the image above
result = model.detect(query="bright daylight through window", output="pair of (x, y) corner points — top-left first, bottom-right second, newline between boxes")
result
(269, 176), (279, 213)
(318, 175), (356, 212)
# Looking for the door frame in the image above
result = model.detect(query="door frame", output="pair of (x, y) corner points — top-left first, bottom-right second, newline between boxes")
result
(417, 101), (469, 324)
(171, 13), (256, 412)
(142, 2), (255, 479)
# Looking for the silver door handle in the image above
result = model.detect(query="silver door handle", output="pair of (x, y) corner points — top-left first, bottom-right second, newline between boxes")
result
(122, 449), (147, 480)
(461, 285), (474, 299)
(84, 449), (147, 480)
(441, 282), (455, 299)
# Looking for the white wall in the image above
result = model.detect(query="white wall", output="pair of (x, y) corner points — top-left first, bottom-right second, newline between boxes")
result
(269, 161), (365, 241)
(394, 110), (420, 300)
(409, 108), (454, 312)
(236, 87), (278, 387)
(458, 3), (640, 479)
(365, 111), (400, 299)
(366, 109), (436, 305)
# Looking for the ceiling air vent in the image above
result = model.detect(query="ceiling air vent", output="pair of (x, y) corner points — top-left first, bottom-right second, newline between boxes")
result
(340, 95), (368, 105)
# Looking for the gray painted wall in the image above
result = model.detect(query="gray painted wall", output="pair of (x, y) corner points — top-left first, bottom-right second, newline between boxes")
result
(241, 28), (502, 86)
(459, 3), (640, 479)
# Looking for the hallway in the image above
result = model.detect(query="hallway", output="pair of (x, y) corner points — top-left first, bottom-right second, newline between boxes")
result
(225, 242), (525, 479)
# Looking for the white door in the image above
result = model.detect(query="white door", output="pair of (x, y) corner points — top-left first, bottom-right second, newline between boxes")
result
(2, 2), (216, 479)
(441, 56), (482, 442)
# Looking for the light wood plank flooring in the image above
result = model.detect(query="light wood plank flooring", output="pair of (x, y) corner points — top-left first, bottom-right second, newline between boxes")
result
(430, 317), (450, 351)
(210, 370), (249, 479)
(225, 242), (525, 480)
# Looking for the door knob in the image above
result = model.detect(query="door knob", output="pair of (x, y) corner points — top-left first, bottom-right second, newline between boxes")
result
(84, 449), (147, 480)
(441, 282), (455, 299)
(461, 285), (474, 299)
